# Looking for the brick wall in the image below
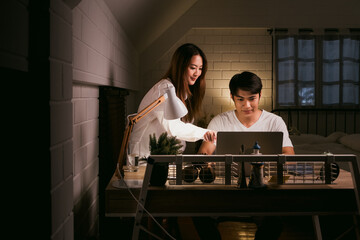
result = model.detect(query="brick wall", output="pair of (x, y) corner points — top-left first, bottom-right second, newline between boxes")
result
(142, 28), (272, 125)
(50, 0), (74, 239)
(72, 0), (138, 239)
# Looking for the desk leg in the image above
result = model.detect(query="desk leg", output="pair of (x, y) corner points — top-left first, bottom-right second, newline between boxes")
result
(132, 162), (154, 240)
(312, 215), (322, 240)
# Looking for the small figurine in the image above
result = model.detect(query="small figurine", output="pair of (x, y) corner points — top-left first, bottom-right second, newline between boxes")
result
(252, 141), (261, 155)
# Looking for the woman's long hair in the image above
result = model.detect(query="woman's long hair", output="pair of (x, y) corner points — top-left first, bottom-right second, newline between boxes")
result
(162, 43), (207, 122)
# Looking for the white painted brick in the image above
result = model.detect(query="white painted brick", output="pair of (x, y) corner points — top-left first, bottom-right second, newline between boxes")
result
(265, 62), (272, 71)
(87, 48), (103, 76)
(81, 85), (98, 98)
(51, 146), (63, 188)
(214, 79), (230, 88)
(202, 96), (213, 105)
(205, 35), (222, 44)
(82, 15), (102, 53)
(262, 88), (272, 98)
(214, 62), (230, 70)
(212, 97), (231, 106)
(51, 229), (63, 240)
(73, 85), (81, 98)
(86, 139), (99, 165)
(207, 61), (214, 70)
(206, 70), (222, 79)
(51, 184), (67, 233)
(64, 213), (74, 240)
(63, 63), (73, 100)
(247, 44), (266, 53)
(256, 70), (272, 79)
(222, 53), (239, 62)
(214, 44), (231, 52)
(256, 36), (271, 45)
(87, 98), (99, 120)
(77, 0), (90, 15)
(266, 44), (272, 53)
(73, 174), (82, 202)
(50, 12), (72, 62)
(50, 0), (72, 25)
(231, 62), (252, 71)
(239, 36), (253, 44)
(256, 53), (271, 61)
(73, 99), (87, 124)
(230, 44), (250, 53)
(263, 79), (272, 89)
(73, 124), (81, 150)
(64, 177), (74, 217)
(222, 89), (231, 97)
(205, 79), (213, 88)
(239, 54), (257, 61)
(213, 29), (231, 35)
(74, 146), (87, 175)
(83, 161), (99, 188)
(73, 39), (88, 71)
(206, 53), (222, 61)
(50, 61), (63, 101)
(222, 70), (239, 79)
(222, 104), (235, 113)
(72, 8), (82, 40)
(201, 44), (214, 53)
(89, 0), (108, 36)
(205, 88), (222, 98)
(51, 102), (73, 145)
(62, 139), (73, 179)
(81, 119), (98, 145)
(222, 35), (239, 44)
(186, 35), (205, 43)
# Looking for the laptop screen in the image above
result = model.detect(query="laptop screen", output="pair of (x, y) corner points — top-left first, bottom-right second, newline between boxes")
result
(216, 131), (283, 155)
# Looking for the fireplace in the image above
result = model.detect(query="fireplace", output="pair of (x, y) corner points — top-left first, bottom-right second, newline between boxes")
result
(98, 86), (129, 237)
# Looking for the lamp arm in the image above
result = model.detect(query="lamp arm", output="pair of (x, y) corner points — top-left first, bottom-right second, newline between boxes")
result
(116, 95), (167, 178)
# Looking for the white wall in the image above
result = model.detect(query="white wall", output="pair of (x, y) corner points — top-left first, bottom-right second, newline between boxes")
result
(72, 0), (138, 238)
(50, 0), (74, 239)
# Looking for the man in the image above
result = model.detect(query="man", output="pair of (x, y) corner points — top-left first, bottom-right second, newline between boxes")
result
(198, 71), (294, 155)
(194, 71), (294, 240)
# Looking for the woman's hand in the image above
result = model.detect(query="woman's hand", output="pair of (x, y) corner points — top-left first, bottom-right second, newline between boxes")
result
(203, 130), (216, 143)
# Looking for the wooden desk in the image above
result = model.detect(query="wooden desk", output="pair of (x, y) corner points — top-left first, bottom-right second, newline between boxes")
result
(105, 154), (360, 239)
(107, 169), (358, 216)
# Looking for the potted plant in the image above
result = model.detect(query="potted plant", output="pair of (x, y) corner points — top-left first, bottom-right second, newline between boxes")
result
(149, 132), (183, 186)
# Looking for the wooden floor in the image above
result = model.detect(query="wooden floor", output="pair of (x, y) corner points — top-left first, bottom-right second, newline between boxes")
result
(104, 215), (358, 240)
(178, 216), (316, 240)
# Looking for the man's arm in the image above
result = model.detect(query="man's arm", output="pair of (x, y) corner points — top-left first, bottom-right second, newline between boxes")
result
(282, 146), (295, 155)
(197, 140), (216, 155)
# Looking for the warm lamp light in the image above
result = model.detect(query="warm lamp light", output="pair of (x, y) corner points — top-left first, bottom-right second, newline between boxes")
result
(116, 85), (188, 178)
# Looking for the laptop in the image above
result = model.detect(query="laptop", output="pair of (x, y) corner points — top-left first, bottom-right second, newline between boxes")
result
(216, 131), (283, 155)
(215, 131), (283, 177)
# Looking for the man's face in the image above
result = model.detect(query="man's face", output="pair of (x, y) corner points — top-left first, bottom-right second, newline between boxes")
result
(231, 89), (261, 117)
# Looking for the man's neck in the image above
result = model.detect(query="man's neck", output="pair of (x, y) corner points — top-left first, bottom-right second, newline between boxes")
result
(235, 109), (262, 128)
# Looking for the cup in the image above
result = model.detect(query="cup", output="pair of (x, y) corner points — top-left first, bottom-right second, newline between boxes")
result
(125, 142), (139, 172)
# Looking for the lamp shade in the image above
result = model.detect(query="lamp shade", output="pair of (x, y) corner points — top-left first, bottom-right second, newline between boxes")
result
(164, 85), (188, 120)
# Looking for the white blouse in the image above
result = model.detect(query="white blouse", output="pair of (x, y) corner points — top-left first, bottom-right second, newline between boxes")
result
(129, 79), (208, 158)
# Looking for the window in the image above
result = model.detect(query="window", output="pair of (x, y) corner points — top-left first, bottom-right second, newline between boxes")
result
(274, 29), (360, 108)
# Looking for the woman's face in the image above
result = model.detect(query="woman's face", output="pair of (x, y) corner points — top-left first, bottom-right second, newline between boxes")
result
(185, 54), (203, 86)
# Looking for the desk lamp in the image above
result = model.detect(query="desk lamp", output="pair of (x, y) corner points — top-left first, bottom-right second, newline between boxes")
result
(116, 85), (188, 178)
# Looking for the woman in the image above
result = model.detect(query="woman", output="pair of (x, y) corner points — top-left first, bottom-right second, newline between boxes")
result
(129, 43), (216, 158)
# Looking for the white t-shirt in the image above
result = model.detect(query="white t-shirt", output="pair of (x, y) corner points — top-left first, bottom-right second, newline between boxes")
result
(208, 110), (293, 148)
(129, 79), (208, 158)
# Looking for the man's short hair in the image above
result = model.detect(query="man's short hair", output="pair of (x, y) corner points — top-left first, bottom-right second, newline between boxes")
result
(229, 71), (262, 96)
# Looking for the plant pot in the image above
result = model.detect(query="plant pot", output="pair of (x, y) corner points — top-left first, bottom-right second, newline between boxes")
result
(149, 162), (169, 186)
